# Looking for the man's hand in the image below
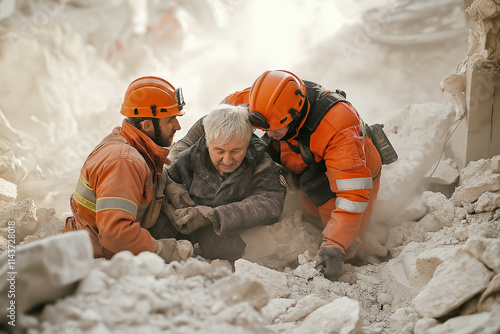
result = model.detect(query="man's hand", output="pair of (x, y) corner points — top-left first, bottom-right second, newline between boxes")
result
(314, 246), (344, 281)
(173, 206), (215, 234)
(165, 176), (195, 209)
(155, 238), (194, 263)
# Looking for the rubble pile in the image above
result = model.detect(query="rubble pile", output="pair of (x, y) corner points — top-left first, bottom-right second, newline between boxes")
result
(1, 155), (499, 333)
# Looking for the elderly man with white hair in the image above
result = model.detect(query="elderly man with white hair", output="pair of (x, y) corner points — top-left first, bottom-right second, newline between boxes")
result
(160, 104), (287, 261)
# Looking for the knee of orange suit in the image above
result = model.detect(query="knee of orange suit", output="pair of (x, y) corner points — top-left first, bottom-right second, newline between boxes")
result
(300, 194), (320, 218)
(318, 197), (336, 225)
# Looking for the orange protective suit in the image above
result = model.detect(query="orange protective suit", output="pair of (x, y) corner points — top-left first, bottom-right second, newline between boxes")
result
(225, 83), (382, 253)
(64, 119), (169, 259)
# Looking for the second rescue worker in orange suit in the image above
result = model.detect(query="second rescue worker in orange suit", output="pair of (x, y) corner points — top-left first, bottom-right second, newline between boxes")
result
(224, 70), (382, 281)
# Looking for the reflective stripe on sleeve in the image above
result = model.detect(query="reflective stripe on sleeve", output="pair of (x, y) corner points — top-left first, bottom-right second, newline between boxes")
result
(335, 197), (369, 213)
(73, 174), (97, 212)
(336, 177), (373, 191)
(96, 197), (138, 219)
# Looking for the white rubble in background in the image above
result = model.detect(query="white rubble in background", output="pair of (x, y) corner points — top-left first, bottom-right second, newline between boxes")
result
(0, 177), (16, 202)
(1, 124), (500, 334)
(0, 198), (65, 251)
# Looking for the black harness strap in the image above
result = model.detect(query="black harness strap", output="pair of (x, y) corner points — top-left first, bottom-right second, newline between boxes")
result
(298, 82), (348, 169)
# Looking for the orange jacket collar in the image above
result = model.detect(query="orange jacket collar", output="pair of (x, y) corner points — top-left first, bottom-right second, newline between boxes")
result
(120, 119), (170, 169)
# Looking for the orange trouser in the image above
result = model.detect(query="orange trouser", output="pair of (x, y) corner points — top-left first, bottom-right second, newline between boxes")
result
(300, 174), (380, 252)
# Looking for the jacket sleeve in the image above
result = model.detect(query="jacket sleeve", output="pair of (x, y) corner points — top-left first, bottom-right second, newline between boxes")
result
(315, 103), (377, 250)
(93, 157), (156, 255)
(212, 157), (287, 235)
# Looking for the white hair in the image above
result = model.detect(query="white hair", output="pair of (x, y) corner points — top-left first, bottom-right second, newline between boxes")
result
(204, 104), (254, 145)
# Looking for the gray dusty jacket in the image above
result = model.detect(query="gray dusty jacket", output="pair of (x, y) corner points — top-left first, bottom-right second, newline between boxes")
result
(168, 134), (287, 235)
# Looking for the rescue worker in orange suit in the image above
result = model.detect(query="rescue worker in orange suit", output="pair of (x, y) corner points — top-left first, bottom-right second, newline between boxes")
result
(64, 76), (194, 263)
(171, 70), (382, 281)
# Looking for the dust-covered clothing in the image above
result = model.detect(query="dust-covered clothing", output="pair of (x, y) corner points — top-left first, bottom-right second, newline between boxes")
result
(168, 134), (286, 260)
(225, 81), (382, 252)
(64, 119), (168, 259)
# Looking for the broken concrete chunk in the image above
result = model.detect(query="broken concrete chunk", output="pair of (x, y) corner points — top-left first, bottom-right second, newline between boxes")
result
(478, 273), (500, 312)
(0, 231), (93, 320)
(234, 259), (290, 298)
(291, 297), (362, 334)
(451, 163), (500, 206)
(281, 295), (327, 322)
(0, 177), (17, 202)
(415, 246), (458, 281)
(424, 311), (500, 334)
(475, 192), (500, 213)
(211, 274), (269, 310)
(413, 250), (494, 318)
(261, 298), (295, 323)
(0, 198), (37, 244)
(465, 236), (500, 272)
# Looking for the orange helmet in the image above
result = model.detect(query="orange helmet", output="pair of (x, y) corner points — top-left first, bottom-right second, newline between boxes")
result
(120, 76), (185, 118)
(248, 70), (306, 130)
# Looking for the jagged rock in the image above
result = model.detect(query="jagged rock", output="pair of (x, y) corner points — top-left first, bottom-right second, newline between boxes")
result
(0, 198), (37, 243)
(212, 274), (269, 309)
(419, 191), (454, 232)
(0, 177), (17, 202)
(452, 156), (500, 206)
(261, 298), (295, 323)
(478, 273), (500, 312)
(415, 246), (458, 282)
(413, 250), (494, 318)
(414, 317), (439, 334)
(293, 262), (320, 280)
(465, 236), (500, 272)
(475, 192), (500, 213)
(291, 297), (363, 334)
(389, 307), (420, 334)
(280, 295), (327, 322)
(424, 311), (500, 334)
(234, 259), (291, 298)
(0, 231), (93, 320)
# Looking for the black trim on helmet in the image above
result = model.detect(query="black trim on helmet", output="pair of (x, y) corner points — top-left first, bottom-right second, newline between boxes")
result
(175, 88), (185, 111)
(249, 110), (270, 129)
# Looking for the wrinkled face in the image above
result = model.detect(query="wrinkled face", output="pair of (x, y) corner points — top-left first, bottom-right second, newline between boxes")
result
(266, 125), (289, 140)
(208, 137), (249, 175)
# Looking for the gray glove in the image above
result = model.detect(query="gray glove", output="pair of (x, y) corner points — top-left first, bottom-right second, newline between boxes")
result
(314, 246), (344, 281)
(165, 176), (195, 209)
(174, 206), (215, 235)
(155, 238), (194, 263)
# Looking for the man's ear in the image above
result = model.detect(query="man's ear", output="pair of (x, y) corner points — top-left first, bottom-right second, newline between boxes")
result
(139, 119), (154, 134)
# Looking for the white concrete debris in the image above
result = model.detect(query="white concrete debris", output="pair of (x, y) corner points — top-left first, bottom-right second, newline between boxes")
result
(234, 258), (291, 299)
(0, 198), (65, 249)
(291, 297), (363, 334)
(451, 155), (500, 206)
(1, 145), (499, 334)
(0, 231), (93, 322)
(1, 0), (500, 332)
(0, 177), (17, 202)
(412, 250), (494, 318)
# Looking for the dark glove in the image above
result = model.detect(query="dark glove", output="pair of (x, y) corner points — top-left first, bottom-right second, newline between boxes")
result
(155, 238), (194, 263)
(314, 246), (344, 281)
(161, 200), (178, 225)
(165, 176), (195, 209)
(173, 206), (215, 235)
